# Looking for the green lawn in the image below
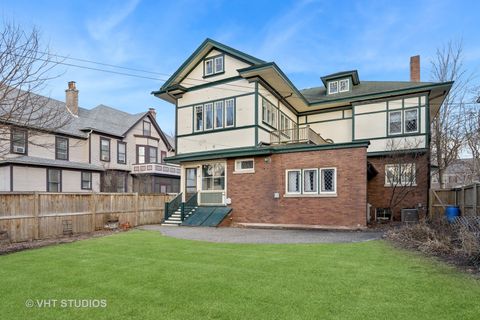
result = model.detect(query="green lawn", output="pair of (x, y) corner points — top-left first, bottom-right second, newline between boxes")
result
(0, 230), (479, 320)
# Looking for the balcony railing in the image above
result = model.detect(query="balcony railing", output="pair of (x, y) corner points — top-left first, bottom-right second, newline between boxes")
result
(269, 125), (328, 145)
(131, 163), (181, 176)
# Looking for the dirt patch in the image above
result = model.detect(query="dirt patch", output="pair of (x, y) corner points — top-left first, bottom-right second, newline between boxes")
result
(0, 229), (128, 255)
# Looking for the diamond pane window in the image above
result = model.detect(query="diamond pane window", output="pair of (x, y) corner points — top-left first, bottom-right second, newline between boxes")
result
(405, 109), (418, 133)
(321, 168), (336, 193)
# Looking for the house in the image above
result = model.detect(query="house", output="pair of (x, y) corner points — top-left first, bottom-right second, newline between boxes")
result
(431, 158), (480, 189)
(0, 82), (180, 193)
(153, 39), (452, 228)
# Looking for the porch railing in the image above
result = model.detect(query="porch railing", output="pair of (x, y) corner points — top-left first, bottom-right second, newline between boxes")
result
(269, 125), (327, 145)
(181, 192), (198, 221)
(164, 192), (182, 221)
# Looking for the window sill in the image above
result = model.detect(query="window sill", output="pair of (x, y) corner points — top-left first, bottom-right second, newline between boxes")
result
(233, 170), (255, 174)
(203, 71), (225, 79)
(284, 193), (337, 198)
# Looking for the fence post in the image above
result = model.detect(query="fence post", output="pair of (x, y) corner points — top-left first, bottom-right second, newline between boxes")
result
(33, 192), (40, 240)
(461, 187), (465, 215)
(164, 201), (169, 221)
(428, 189), (433, 218)
(473, 183), (478, 216)
(91, 193), (97, 232)
(135, 193), (139, 227)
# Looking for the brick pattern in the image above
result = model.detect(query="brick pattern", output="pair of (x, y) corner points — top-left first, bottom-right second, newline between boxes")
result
(226, 147), (368, 228)
(410, 55), (420, 82)
(367, 153), (429, 220)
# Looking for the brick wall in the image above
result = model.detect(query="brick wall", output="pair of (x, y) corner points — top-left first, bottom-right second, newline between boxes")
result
(225, 147), (368, 228)
(367, 153), (429, 220)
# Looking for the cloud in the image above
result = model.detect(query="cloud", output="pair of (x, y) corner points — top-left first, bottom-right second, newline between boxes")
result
(86, 0), (141, 41)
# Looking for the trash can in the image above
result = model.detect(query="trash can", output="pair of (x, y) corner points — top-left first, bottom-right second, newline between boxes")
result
(445, 206), (460, 223)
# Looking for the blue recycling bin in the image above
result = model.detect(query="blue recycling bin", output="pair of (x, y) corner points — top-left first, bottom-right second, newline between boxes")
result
(445, 206), (460, 223)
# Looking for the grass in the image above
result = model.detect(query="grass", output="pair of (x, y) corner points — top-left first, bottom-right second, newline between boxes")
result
(0, 230), (479, 320)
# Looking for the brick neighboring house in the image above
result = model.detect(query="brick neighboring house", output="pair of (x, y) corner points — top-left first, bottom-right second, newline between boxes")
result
(0, 82), (180, 193)
(431, 158), (480, 189)
(153, 39), (452, 228)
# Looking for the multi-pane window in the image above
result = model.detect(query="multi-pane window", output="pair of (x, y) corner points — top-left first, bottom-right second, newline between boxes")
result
(214, 101), (224, 128)
(328, 81), (338, 94)
(286, 170), (301, 194)
(160, 151), (167, 163)
(385, 163), (416, 186)
(320, 168), (336, 194)
(262, 98), (277, 128)
(286, 168), (337, 195)
(47, 169), (61, 192)
(202, 163), (225, 190)
(143, 121), (151, 136)
(195, 105), (203, 131)
(204, 103), (213, 130)
(225, 99), (234, 127)
(81, 172), (92, 190)
(11, 128), (27, 154)
(193, 99), (235, 132)
(137, 146), (158, 164)
(388, 111), (402, 135)
(339, 79), (350, 92)
(405, 109), (418, 133)
(234, 159), (254, 173)
(204, 55), (224, 76)
(117, 142), (126, 164)
(55, 137), (68, 160)
(303, 169), (318, 194)
(100, 138), (110, 162)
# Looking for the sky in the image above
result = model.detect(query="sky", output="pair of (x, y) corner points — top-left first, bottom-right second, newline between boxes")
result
(1, 0), (479, 135)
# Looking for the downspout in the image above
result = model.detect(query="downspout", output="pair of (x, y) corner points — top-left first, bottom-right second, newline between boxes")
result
(87, 129), (93, 164)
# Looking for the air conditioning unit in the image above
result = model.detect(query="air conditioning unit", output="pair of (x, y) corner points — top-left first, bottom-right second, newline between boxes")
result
(401, 208), (419, 223)
(13, 146), (25, 153)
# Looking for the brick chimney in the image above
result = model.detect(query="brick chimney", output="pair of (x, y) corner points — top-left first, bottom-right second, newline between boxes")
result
(149, 107), (156, 119)
(65, 81), (79, 115)
(410, 55), (420, 82)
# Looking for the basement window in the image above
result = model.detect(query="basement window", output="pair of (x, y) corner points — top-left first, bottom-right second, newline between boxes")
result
(234, 159), (254, 173)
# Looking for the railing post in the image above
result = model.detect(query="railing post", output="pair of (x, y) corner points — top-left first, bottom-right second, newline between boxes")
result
(181, 202), (185, 221)
(164, 201), (169, 221)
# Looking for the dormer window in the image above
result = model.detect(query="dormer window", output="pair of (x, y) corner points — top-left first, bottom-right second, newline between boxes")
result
(328, 78), (350, 95)
(204, 55), (224, 77)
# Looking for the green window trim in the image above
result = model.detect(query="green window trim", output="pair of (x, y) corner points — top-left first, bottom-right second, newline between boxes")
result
(203, 53), (225, 78)
(192, 98), (236, 133)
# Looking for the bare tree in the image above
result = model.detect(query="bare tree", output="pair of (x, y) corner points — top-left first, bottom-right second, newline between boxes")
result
(383, 138), (430, 219)
(0, 21), (70, 157)
(464, 106), (480, 182)
(430, 40), (472, 188)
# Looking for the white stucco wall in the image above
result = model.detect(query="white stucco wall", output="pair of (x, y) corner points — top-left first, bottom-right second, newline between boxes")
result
(177, 128), (255, 154)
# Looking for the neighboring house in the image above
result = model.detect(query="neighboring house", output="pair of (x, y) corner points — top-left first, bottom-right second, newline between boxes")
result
(153, 39), (452, 228)
(0, 82), (180, 193)
(431, 158), (480, 189)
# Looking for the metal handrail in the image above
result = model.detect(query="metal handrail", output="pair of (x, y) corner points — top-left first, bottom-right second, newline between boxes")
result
(164, 192), (182, 221)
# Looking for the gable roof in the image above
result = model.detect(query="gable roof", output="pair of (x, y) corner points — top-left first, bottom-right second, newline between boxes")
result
(1, 87), (174, 150)
(154, 38), (266, 93)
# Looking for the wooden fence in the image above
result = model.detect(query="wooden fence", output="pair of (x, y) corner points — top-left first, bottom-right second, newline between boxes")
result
(429, 182), (480, 217)
(0, 192), (173, 243)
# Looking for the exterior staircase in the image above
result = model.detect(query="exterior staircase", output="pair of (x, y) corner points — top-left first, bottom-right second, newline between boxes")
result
(161, 206), (197, 226)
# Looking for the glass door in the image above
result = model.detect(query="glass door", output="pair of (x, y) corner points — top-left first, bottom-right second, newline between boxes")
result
(185, 168), (197, 200)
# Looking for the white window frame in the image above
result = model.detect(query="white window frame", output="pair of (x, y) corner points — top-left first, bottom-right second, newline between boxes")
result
(194, 105), (203, 132)
(214, 56), (224, 73)
(404, 108), (419, 133)
(262, 98), (277, 129)
(384, 163), (417, 187)
(302, 168), (318, 194)
(234, 159), (255, 174)
(285, 169), (302, 195)
(225, 99), (235, 128)
(339, 79), (350, 92)
(205, 59), (214, 76)
(204, 103), (213, 130)
(214, 101), (224, 129)
(328, 81), (338, 94)
(320, 167), (337, 195)
(388, 110), (403, 135)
